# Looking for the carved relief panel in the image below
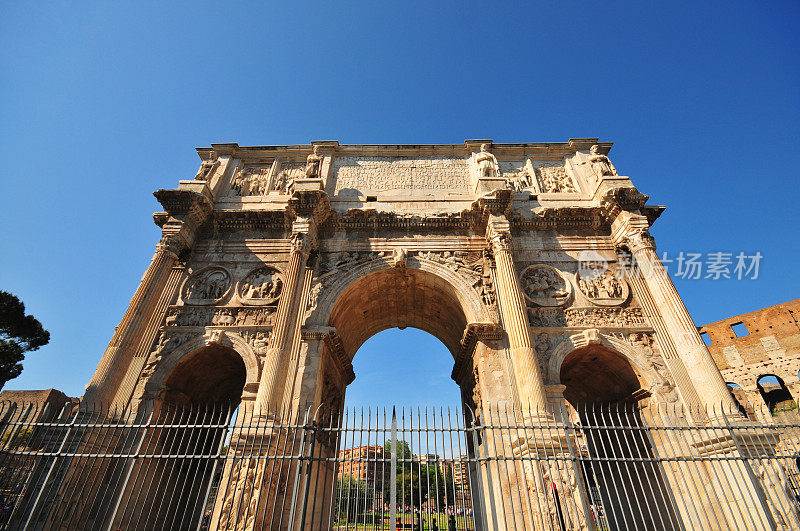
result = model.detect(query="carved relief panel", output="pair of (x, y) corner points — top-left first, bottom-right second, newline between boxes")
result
(520, 265), (572, 307)
(498, 158), (578, 194)
(237, 266), (283, 305)
(575, 268), (629, 306)
(273, 160), (307, 194)
(165, 306), (276, 328)
(228, 163), (274, 197)
(332, 156), (470, 197)
(181, 267), (232, 305)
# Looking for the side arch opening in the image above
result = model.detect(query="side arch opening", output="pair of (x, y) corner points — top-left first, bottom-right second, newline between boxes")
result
(560, 344), (678, 530)
(117, 344), (247, 530)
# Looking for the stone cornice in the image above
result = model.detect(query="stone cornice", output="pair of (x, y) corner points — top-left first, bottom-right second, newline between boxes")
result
(509, 207), (607, 231)
(153, 188), (213, 219)
(211, 209), (292, 232)
(203, 205), (640, 234)
(451, 322), (503, 385)
(322, 209), (482, 233)
(321, 329), (356, 385)
(195, 138), (615, 160)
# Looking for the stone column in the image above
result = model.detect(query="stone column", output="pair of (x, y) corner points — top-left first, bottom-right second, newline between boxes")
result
(611, 210), (739, 414)
(83, 237), (181, 405)
(255, 221), (314, 416)
(487, 214), (549, 416)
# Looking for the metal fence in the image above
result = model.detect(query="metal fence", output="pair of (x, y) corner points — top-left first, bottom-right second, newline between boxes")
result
(0, 399), (799, 530)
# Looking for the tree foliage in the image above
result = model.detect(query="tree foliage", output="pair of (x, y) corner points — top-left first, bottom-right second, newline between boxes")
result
(334, 476), (373, 522)
(0, 291), (49, 388)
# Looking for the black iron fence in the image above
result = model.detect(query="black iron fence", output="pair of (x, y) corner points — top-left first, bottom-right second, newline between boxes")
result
(0, 399), (798, 530)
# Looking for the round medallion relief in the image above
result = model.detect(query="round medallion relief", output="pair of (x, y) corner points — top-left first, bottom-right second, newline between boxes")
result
(181, 267), (232, 305)
(575, 267), (629, 306)
(520, 265), (572, 307)
(237, 266), (283, 305)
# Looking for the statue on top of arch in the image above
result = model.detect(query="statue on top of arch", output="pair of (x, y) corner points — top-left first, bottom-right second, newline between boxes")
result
(475, 143), (499, 178)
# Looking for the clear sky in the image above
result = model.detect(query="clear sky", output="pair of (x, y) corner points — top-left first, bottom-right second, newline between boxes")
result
(1, 1), (798, 407)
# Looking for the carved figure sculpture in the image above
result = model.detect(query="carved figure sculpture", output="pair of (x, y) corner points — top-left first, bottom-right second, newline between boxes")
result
(508, 169), (532, 192)
(392, 247), (407, 268)
(475, 144), (499, 178)
(523, 268), (567, 300)
(184, 268), (231, 302)
(239, 267), (283, 304)
(305, 145), (322, 178)
(195, 151), (219, 180)
(273, 170), (289, 193)
(587, 145), (617, 178)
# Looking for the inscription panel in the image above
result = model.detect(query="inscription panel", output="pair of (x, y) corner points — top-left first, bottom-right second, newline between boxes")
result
(332, 156), (470, 197)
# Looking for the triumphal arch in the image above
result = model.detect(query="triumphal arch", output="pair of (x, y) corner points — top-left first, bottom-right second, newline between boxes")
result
(84, 138), (736, 416)
(73, 139), (786, 529)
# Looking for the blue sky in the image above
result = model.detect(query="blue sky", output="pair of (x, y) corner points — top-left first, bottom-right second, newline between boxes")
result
(1, 1), (798, 406)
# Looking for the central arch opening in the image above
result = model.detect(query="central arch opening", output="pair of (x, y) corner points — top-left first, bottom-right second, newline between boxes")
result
(345, 328), (462, 409)
(328, 267), (471, 359)
(319, 266), (480, 529)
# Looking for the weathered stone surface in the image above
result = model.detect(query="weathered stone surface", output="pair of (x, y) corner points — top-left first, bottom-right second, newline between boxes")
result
(71, 138), (782, 530)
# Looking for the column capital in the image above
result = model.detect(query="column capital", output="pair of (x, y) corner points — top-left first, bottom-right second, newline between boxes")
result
(290, 216), (318, 257)
(486, 214), (513, 254)
(154, 235), (185, 259)
(610, 210), (656, 253)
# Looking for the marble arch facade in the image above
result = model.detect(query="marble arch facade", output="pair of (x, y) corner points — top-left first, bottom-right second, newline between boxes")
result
(69, 138), (795, 530)
(81, 138), (743, 418)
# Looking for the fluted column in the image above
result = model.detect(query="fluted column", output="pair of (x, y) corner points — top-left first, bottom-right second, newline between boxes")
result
(256, 225), (313, 416)
(487, 214), (549, 416)
(83, 238), (181, 405)
(611, 210), (739, 414)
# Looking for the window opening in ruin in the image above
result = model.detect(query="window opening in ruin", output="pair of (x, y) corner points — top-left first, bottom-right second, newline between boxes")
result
(699, 331), (712, 345)
(731, 322), (749, 337)
(726, 382), (750, 417)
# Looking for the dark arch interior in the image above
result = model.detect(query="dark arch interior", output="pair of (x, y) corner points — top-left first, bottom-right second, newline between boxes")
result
(561, 345), (679, 529)
(560, 345), (644, 405)
(328, 267), (469, 358)
(163, 344), (247, 405)
(757, 374), (794, 414)
(122, 345), (248, 530)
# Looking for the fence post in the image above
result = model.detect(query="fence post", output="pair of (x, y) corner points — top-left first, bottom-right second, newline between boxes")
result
(390, 407), (397, 528)
(23, 402), (80, 529)
(288, 409), (310, 529)
(469, 411), (494, 531)
(297, 414), (318, 531)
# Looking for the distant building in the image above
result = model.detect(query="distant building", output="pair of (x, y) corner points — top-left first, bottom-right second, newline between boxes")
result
(337, 445), (385, 484)
(700, 298), (800, 417)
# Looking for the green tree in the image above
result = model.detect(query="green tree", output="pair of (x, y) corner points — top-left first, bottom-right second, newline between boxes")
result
(384, 439), (413, 465)
(430, 466), (459, 511)
(384, 466), (431, 509)
(0, 291), (49, 389)
(335, 476), (373, 522)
